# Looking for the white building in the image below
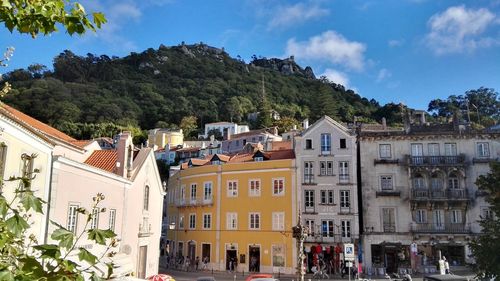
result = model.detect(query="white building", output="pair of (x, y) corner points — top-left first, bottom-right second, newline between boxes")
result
(359, 117), (499, 275)
(294, 115), (359, 274)
(202, 122), (249, 139)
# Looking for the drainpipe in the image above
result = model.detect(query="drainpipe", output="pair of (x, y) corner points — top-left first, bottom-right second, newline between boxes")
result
(44, 152), (54, 244)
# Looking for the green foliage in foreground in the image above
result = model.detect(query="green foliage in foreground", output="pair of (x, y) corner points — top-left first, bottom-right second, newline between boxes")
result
(0, 154), (117, 280)
(468, 162), (500, 279)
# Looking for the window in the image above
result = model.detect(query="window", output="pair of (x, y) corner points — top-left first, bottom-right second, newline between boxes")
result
(320, 161), (326, 176)
(249, 179), (261, 196)
(0, 143), (7, 179)
(227, 213), (238, 230)
(340, 138), (347, 149)
(180, 185), (186, 202)
(430, 174), (442, 189)
(380, 175), (393, 191)
(272, 212), (285, 230)
(413, 174), (425, 189)
(204, 182), (213, 201)
(305, 139), (312, 149)
(321, 220), (334, 237)
(90, 207), (99, 229)
(340, 190), (350, 208)
(272, 244), (285, 267)
(477, 142), (490, 157)
(382, 208), (396, 232)
(321, 134), (331, 154)
(451, 210), (462, 224)
(249, 213), (260, 229)
(179, 215), (184, 229)
(320, 190), (334, 205)
(190, 183), (197, 202)
(306, 220), (315, 235)
(448, 174), (459, 189)
(254, 156), (263, 162)
(428, 143), (440, 156)
(444, 143), (457, 156)
(327, 161), (333, 175)
(304, 161), (314, 183)
(341, 220), (351, 238)
(211, 160), (220, 165)
(339, 162), (349, 182)
(379, 144), (391, 158)
(416, 209), (427, 223)
(273, 178), (284, 195)
(203, 213), (211, 229)
(481, 207), (493, 219)
(259, 136), (263, 142)
(109, 209), (116, 231)
(189, 214), (196, 229)
(227, 180), (238, 197)
(67, 204), (79, 234)
(305, 190), (315, 211)
(143, 185), (150, 211)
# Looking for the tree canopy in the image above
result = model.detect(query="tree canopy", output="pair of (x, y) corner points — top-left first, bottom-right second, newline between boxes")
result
(0, 0), (106, 37)
(468, 162), (500, 279)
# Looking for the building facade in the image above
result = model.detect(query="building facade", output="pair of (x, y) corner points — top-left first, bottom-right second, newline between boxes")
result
(202, 122), (249, 139)
(148, 128), (184, 148)
(166, 150), (297, 274)
(221, 128), (282, 154)
(359, 121), (499, 275)
(294, 116), (359, 273)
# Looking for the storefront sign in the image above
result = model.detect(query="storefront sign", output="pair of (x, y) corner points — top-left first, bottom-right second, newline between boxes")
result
(344, 243), (355, 261)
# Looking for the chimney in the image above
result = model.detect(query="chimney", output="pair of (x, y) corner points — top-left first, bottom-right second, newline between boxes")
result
(303, 119), (309, 130)
(116, 131), (133, 178)
(272, 127), (278, 136)
(293, 124), (297, 130)
(382, 117), (387, 130)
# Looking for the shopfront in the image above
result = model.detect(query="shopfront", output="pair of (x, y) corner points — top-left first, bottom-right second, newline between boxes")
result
(370, 242), (411, 275)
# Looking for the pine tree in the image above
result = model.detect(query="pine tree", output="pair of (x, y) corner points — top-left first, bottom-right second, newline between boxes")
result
(256, 75), (273, 129)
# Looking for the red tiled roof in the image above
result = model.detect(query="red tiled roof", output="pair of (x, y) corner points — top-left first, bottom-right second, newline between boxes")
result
(70, 140), (93, 148)
(270, 141), (292, 150)
(1, 103), (77, 143)
(266, 149), (295, 160)
(177, 147), (201, 152)
(84, 150), (118, 172)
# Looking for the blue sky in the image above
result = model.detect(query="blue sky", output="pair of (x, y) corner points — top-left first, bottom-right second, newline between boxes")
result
(1, 0), (500, 110)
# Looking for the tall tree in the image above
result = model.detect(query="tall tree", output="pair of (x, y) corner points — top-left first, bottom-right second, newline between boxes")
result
(468, 162), (500, 279)
(255, 76), (273, 128)
(180, 116), (198, 139)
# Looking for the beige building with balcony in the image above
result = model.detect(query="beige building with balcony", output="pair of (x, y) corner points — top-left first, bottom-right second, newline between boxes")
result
(294, 116), (359, 274)
(359, 118), (499, 276)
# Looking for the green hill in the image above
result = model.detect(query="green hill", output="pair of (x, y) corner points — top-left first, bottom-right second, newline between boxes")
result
(3, 42), (406, 138)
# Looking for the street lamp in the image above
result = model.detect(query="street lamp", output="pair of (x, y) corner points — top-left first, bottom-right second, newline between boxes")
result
(292, 213), (309, 281)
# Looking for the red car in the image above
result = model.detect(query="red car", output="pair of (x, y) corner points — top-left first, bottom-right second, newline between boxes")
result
(245, 274), (274, 281)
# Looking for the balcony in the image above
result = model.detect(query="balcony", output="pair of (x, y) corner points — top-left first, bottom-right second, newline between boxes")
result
(472, 157), (496, 164)
(339, 206), (352, 214)
(410, 223), (471, 234)
(304, 206), (316, 214)
(176, 197), (214, 207)
(405, 155), (466, 166)
(376, 187), (402, 197)
(374, 158), (400, 165)
(305, 235), (336, 243)
(139, 223), (152, 237)
(410, 188), (469, 201)
(383, 224), (396, 233)
(303, 175), (316, 185)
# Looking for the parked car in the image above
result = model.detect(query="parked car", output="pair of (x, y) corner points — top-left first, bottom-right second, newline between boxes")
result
(424, 274), (470, 281)
(245, 274), (274, 281)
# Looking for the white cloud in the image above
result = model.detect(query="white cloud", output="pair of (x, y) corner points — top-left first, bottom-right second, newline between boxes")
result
(286, 30), (367, 71)
(425, 5), (499, 55)
(388, 39), (405, 47)
(320, 69), (350, 87)
(267, 2), (329, 29)
(376, 68), (392, 83)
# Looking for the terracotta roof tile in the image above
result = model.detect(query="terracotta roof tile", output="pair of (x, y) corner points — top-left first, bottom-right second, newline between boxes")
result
(84, 150), (118, 172)
(1, 103), (77, 143)
(70, 140), (93, 147)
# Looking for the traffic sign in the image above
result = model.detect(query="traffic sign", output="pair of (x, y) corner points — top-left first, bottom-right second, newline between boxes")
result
(344, 243), (355, 261)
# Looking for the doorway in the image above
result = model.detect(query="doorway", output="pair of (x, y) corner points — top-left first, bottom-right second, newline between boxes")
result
(202, 243), (211, 262)
(138, 246), (148, 278)
(249, 245), (260, 272)
(385, 249), (397, 273)
(188, 242), (196, 264)
(226, 249), (237, 271)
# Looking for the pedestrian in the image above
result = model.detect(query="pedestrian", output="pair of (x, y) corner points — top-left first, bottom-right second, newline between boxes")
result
(234, 256), (238, 272)
(444, 257), (450, 274)
(202, 256), (208, 270)
(195, 256), (200, 270)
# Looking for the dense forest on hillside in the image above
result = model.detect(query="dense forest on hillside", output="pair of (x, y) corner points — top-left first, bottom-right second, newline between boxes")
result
(2, 43), (498, 140)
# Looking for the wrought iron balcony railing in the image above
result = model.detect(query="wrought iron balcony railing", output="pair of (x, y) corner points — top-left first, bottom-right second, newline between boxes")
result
(410, 223), (471, 234)
(405, 155), (466, 166)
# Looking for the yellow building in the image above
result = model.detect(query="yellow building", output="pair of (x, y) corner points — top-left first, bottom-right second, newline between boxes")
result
(166, 150), (297, 274)
(148, 128), (184, 148)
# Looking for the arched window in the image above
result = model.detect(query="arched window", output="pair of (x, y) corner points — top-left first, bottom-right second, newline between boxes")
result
(448, 173), (459, 189)
(413, 174), (425, 189)
(144, 185), (150, 211)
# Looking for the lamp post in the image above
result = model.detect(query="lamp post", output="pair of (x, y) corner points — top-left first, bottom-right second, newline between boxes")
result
(292, 213), (309, 281)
